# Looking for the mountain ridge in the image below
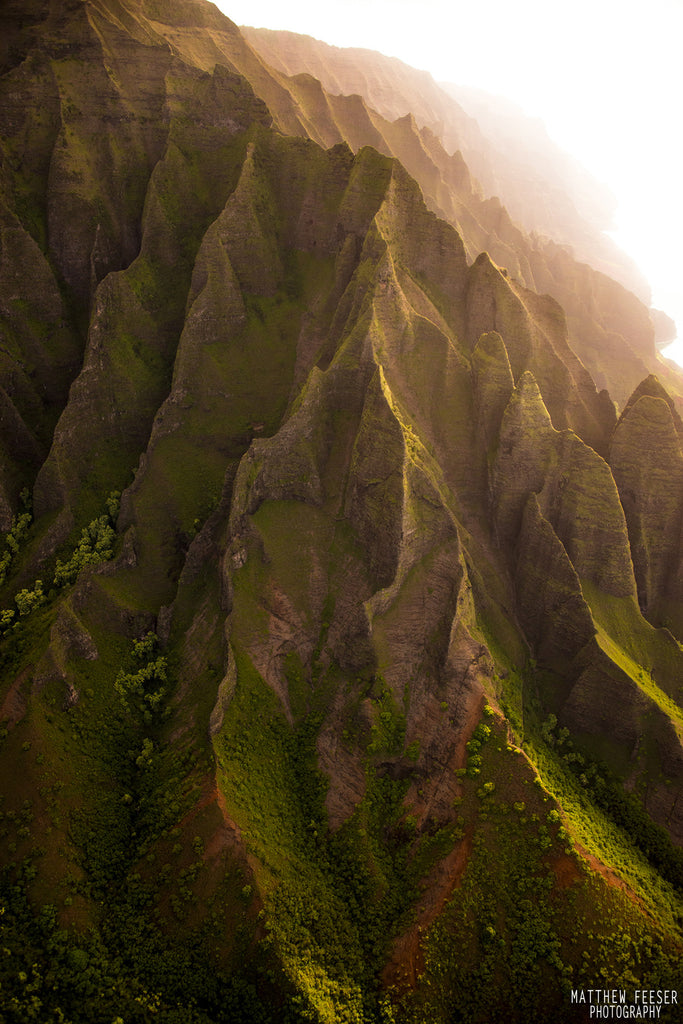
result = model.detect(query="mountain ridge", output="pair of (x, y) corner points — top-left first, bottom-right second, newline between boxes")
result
(243, 25), (650, 300)
(0, 1), (682, 1021)
(239, 26), (680, 409)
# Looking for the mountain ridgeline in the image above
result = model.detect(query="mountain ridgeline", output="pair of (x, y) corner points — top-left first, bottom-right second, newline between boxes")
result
(0, 1), (681, 1021)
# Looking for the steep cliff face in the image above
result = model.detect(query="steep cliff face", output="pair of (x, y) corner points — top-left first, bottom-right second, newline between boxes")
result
(0, 2), (682, 1022)
(243, 26), (683, 414)
(244, 27), (650, 301)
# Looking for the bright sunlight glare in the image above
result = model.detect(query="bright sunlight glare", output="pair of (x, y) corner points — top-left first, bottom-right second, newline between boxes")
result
(215, 0), (683, 361)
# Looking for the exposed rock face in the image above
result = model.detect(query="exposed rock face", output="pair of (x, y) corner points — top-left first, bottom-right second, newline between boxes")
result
(244, 27), (646, 297)
(244, 27), (664, 377)
(471, 330), (514, 452)
(610, 393), (683, 616)
(0, 1), (682, 1021)
(491, 370), (558, 545)
(515, 493), (596, 669)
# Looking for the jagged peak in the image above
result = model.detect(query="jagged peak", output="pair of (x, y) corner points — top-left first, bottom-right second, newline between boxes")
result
(466, 249), (513, 306)
(3, 5), (683, 1015)
(618, 373), (683, 435)
(394, 111), (419, 132)
(473, 328), (513, 373)
(290, 70), (325, 90)
(472, 249), (497, 270)
(504, 369), (555, 432)
(619, 392), (679, 432)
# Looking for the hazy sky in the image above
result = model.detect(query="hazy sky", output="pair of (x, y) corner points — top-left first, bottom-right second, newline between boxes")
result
(216, 0), (683, 359)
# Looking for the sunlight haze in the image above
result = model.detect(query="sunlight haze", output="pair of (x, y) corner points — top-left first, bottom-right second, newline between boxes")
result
(216, 0), (683, 364)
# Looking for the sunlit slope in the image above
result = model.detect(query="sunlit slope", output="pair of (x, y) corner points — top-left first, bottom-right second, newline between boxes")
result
(242, 24), (683, 408)
(242, 26), (626, 281)
(0, 0), (682, 1021)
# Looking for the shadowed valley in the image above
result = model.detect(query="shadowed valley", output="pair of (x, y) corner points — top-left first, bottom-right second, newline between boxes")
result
(0, 1), (681, 1022)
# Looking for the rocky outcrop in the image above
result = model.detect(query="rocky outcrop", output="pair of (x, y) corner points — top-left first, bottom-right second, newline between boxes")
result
(610, 391), (683, 617)
(0, 2), (682, 1021)
(244, 25), (672, 409)
(471, 330), (514, 454)
(243, 27), (642, 297)
(515, 493), (596, 670)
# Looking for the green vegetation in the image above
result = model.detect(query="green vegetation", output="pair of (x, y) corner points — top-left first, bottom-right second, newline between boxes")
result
(1, 3), (683, 1021)
(0, 493), (120, 638)
(524, 708), (683, 925)
(0, 862), (276, 1023)
(213, 648), (465, 1021)
(398, 729), (682, 1024)
(53, 492), (120, 587)
(0, 490), (32, 587)
(538, 713), (683, 889)
(114, 631), (168, 723)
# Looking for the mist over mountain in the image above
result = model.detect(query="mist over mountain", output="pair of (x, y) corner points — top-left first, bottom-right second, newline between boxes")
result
(243, 24), (680, 403)
(0, 1), (681, 1021)
(243, 26), (651, 303)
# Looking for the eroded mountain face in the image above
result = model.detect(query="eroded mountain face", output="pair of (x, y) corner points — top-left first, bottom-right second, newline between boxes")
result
(0, 1), (681, 1021)
(242, 26), (674, 380)
(242, 27), (645, 294)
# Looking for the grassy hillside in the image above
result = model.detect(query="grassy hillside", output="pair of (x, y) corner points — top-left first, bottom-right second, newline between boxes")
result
(0, 1), (681, 1021)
